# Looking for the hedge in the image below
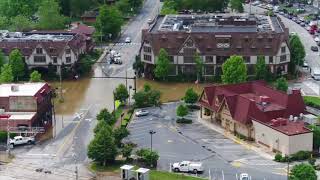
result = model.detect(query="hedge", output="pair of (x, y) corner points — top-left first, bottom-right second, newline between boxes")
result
(274, 151), (312, 162)
(176, 118), (192, 124)
(121, 110), (134, 127)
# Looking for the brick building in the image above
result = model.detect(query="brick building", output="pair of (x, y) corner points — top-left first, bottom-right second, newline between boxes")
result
(0, 83), (53, 131)
(199, 81), (312, 155)
(141, 14), (290, 79)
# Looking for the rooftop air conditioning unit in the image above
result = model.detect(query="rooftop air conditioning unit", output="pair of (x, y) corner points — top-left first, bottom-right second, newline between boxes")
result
(11, 85), (19, 92)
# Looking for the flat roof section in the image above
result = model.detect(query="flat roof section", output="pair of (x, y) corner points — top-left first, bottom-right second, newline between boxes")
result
(0, 83), (46, 97)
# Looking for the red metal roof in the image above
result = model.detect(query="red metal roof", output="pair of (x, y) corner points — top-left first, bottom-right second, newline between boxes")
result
(199, 81), (306, 125)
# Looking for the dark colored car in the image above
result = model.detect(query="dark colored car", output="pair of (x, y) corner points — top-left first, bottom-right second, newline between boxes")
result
(311, 46), (319, 52)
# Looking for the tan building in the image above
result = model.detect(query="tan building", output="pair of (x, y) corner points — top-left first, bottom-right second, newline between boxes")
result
(141, 14), (290, 79)
(252, 118), (313, 155)
(199, 81), (312, 155)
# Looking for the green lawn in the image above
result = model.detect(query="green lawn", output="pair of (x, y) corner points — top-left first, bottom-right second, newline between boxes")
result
(150, 170), (205, 180)
(90, 162), (123, 174)
(303, 96), (320, 108)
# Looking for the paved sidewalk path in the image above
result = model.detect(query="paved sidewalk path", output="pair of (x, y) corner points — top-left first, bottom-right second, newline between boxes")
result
(196, 116), (275, 160)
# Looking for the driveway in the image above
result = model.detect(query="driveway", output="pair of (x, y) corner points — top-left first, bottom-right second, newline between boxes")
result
(127, 102), (287, 180)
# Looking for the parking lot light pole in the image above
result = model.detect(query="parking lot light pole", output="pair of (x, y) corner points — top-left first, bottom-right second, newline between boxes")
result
(149, 130), (156, 151)
(129, 85), (132, 108)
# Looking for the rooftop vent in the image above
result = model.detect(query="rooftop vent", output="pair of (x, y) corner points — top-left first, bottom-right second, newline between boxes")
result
(11, 85), (19, 92)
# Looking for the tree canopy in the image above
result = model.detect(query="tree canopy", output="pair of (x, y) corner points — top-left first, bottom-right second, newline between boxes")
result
(114, 84), (129, 103)
(37, 0), (66, 30)
(95, 5), (123, 40)
(290, 163), (317, 180)
(154, 48), (170, 80)
(161, 0), (228, 14)
(308, 125), (320, 150)
(96, 108), (114, 125)
(230, 0), (243, 12)
(275, 77), (288, 92)
(30, 70), (42, 82)
(9, 49), (25, 81)
(222, 56), (247, 84)
(133, 85), (161, 108)
(255, 56), (268, 80)
(0, 64), (14, 83)
(10, 15), (34, 32)
(176, 104), (188, 118)
(0, 50), (5, 70)
(289, 35), (306, 74)
(87, 125), (117, 165)
(194, 53), (204, 81)
(184, 88), (199, 104)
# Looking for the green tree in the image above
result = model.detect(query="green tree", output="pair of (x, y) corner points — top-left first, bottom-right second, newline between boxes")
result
(143, 83), (151, 92)
(0, 0), (39, 18)
(290, 163), (317, 180)
(136, 148), (159, 167)
(255, 56), (268, 80)
(0, 50), (5, 70)
(176, 104), (188, 118)
(9, 49), (25, 81)
(129, 0), (143, 12)
(29, 70), (42, 82)
(308, 125), (320, 150)
(96, 108), (114, 125)
(113, 127), (130, 147)
(148, 90), (161, 107)
(133, 91), (147, 108)
(37, 0), (66, 30)
(94, 120), (112, 135)
(133, 86), (161, 108)
(0, 16), (9, 30)
(114, 84), (129, 103)
(87, 125), (117, 165)
(289, 35), (306, 74)
(0, 64), (14, 83)
(222, 56), (247, 84)
(154, 48), (170, 81)
(133, 55), (144, 77)
(230, 0), (244, 12)
(184, 88), (199, 104)
(194, 53), (204, 81)
(275, 77), (288, 92)
(122, 143), (133, 160)
(116, 0), (131, 15)
(10, 15), (33, 31)
(95, 5), (123, 40)
(70, 0), (91, 17)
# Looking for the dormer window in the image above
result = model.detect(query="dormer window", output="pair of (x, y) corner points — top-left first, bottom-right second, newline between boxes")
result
(66, 48), (71, 54)
(36, 48), (43, 54)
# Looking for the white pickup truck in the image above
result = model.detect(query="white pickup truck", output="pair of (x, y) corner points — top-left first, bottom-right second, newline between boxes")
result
(10, 136), (35, 147)
(172, 161), (204, 174)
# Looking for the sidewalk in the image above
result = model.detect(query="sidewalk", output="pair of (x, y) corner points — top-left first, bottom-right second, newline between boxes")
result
(197, 116), (275, 160)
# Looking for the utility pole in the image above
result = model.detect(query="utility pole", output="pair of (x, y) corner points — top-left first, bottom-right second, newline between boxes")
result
(75, 165), (79, 180)
(59, 65), (64, 102)
(6, 118), (10, 155)
(287, 160), (290, 180)
(149, 130), (156, 151)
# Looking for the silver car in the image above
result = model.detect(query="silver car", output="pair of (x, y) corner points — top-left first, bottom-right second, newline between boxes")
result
(135, 110), (149, 117)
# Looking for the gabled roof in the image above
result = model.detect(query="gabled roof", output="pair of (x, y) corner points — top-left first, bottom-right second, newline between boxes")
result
(199, 81), (306, 125)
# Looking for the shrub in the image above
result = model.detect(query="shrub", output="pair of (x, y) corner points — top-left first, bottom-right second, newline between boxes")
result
(308, 157), (316, 166)
(186, 104), (200, 110)
(291, 151), (311, 161)
(281, 155), (290, 162)
(274, 153), (282, 162)
(176, 118), (192, 124)
(136, 148), (159, 168)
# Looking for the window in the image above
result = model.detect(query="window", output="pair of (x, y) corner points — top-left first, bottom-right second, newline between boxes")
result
(269, 56), (273, 63)
(143, 46), (151, 53)
(205, 56), (213, 63)
(34, 56), (46, 63)
(53, 57), (57, 63)
(66, 57), (71, 63)
(280, 55), (286, 62)
(36, 48), (43, 54)
(205, 65), (214, 75)
(183, 48), (196, 56)
(144, 55), (151, 61)
(145, 40), (150, 44)
(66, 48), (71, 54)
(281, 46), (286, 53)
(243, 56), (250, 63)
(49, 48), (55, 53)
(183, 56), (194, 63)
(168, 56), (174, 63)
(216, 56), (229, 64)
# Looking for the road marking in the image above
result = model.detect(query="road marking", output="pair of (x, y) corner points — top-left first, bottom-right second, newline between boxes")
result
(167, 140), (173, 143)
(26, 153), (56, 157)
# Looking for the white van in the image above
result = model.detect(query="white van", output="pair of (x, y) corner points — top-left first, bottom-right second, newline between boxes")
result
(311, 67), (320, 80)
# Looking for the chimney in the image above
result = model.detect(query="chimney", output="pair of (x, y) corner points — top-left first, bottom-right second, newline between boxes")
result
(291, 89), (301, 95)
(11, 85), (19, 92)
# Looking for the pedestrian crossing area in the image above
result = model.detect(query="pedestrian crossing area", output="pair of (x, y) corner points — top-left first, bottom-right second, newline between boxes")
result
(110, 42), (141, 46)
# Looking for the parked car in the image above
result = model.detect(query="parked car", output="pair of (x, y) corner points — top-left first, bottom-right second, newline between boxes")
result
(312, 67), (320, 80)
(311, 46), (319, 51)
(125, 37), (131, 43)
(10, 136), (35, 147)
(315, 37), (320, 42)
(147, 18), (153, 24)
(172, 161), (204, 174)
(239, 173), (251, 180)
(302, 61), (308, 68)
(135, 110), (149, 117)
(114, 57), (122, 64)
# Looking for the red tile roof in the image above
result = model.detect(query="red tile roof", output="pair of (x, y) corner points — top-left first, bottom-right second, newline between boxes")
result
(253, 118), (311, 136)
(199, 81), (306, 125)
(71, 24), (95, 36)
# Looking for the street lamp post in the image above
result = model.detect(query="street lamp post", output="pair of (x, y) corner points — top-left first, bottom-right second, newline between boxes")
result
(129, 85), (132, 108)
(149, 130), (156, 151)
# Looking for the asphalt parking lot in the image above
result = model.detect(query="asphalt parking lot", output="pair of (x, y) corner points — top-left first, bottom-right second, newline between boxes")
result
(127, 102), (287, 180)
